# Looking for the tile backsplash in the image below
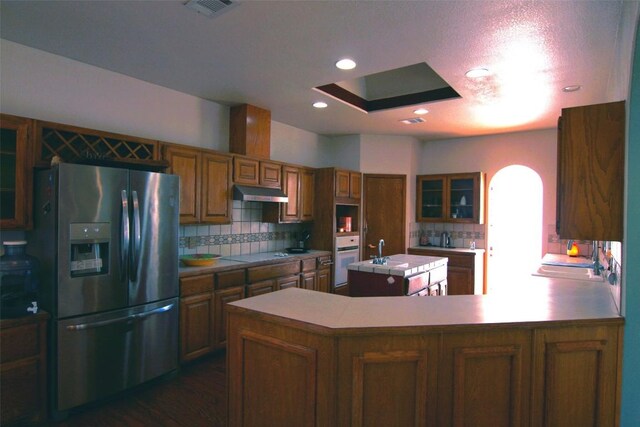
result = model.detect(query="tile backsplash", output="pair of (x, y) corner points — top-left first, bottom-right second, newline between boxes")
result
(412, 222), (486, 249)
(179, 201), (304, 256)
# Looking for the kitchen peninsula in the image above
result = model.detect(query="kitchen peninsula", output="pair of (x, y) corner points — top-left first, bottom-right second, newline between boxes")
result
(227, 281), (622, 426)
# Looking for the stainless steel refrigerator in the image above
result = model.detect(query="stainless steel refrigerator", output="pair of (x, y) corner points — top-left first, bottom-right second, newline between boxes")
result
(28, 163), (180, 418)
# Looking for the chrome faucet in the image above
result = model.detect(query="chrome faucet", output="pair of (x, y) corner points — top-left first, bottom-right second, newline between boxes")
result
(592, 241), (604, 276)
(370, 239), (389, 265)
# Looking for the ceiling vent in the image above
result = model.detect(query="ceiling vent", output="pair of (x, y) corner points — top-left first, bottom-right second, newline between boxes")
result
(400, 117), (426, 125)
(184, 0), (237, 19)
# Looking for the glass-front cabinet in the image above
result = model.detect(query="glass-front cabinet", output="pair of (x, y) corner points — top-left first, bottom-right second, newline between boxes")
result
(416, 172), (484, 223)
(0, 114), (32, 229)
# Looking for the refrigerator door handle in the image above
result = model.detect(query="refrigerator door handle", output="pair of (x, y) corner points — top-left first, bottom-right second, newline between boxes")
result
(65, 303), (175, 331)
(121, 190), (130, 281)
(131, 190), (142, 281)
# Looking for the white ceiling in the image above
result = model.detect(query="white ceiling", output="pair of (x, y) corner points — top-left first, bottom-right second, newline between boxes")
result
(0, 0), (636, 140)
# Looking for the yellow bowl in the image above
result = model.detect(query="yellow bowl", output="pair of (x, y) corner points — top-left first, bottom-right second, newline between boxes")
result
(180, 254), (220, 267)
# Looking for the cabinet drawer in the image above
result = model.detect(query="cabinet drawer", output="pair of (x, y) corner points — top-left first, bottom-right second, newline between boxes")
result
(445, 254), (473, 269)
(316, 255), (332, 269)
(301, 258), (316, 272)
(247, 262), (300, 283)
(216, 269), (246, 289)
(0, 323), (41, 363)
(180, 274), (214, 297)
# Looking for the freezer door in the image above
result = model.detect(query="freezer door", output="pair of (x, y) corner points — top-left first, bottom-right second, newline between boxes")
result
(128, 171), (180, 305)
(57, 164), (129, 318)
(55, 298), (179, 412)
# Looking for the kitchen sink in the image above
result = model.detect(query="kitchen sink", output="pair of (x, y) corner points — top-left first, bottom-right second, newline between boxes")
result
(369, 260), (409, 268)
(532, 264), (604, 282)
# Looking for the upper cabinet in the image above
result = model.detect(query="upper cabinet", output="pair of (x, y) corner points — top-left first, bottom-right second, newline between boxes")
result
(232, 156), (282, 189)
(416, 172), (485, 223)
(164, 144), (232, 225)
(263, 165), (314, 223)
(335, 169), (361, 202)
(0, 114), (33, 229)
(556, 101), (625, 241)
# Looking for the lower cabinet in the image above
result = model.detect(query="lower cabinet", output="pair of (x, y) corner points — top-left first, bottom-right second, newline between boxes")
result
(180, 254), (332, 361)
(179, 274), (215, 362)
(408, 248), (484, 295)
(0, 312), (49, 426)
(213, 286), (245, 349)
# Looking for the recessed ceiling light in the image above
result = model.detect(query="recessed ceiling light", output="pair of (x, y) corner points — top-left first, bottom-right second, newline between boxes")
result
(562, 85), (581, 93)
(465, 68), (490, 78)
(413, 108), (429, 115)
(313, 101), (328, 109)
(336, 58), (356, 70)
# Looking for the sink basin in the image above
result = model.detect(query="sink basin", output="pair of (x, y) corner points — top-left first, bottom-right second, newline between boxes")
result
(369, 260), (409, 268)
(532, 264), (604, 282)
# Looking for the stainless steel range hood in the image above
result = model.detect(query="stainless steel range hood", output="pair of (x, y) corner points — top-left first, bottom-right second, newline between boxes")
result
(233, 185), (288, 203)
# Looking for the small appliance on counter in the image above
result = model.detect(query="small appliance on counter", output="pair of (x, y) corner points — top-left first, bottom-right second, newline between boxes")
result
(0, 241), (39, 318)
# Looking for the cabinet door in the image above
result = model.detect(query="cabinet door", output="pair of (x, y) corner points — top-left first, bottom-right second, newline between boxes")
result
(180, 292), (214, 362)
(335, 170), (350, 198)
(557, 101), (625, 241)
(213, 286), (244, 349)
(416, 175), (446, 222)
(317, 267), (331, 293)
(444, 266), (473, 296)
(300, 271), (316, 291)
(164, 145), (201, 224)
(260, 161), (282, 188)
(233, 157), (259, 186)
(0, 114), (32, 229)
(438, 330), (532, 427)
(247, 280), (277, 297)
(201, 152), (232, 224)
(281, 166), (301, 222)
(300, 169), (315, 222)
(532, 325), (621, 427)
(448, 173), (482, 223)
(349, 172), (361, 199)
(278, 274), (301, 290)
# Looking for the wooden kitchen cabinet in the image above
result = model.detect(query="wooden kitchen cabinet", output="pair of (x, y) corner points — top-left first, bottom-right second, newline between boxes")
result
(335, 169), (361, 200)
(408, 248), (484, 295)
(164, 144), (232, 225)
(438, 329), (532, 427)
(556, 101), (625, 241)
(263, 165), (314, 223)
(0, 312), (49, 426)
(232, 156), (282, 189)
(416, 172), (484, 224)
(213, 286), (245, 349)
(0, 114), (33, 229)
(531, 324), (621, 426)
(179, 274), (215, 362)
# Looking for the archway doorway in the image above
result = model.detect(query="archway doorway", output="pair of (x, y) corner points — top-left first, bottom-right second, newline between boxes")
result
(487, 165), (543, 294)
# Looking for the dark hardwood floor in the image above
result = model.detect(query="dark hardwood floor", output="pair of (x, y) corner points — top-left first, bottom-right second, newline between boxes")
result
(47, 352), (227, 427)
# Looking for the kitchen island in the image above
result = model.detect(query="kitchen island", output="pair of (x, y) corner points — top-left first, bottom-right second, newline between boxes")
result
(227, 280), (623, 426)
(347, 254), (448, 296)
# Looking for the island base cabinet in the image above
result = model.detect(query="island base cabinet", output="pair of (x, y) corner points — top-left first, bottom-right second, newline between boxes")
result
(531, 324), (622, 427)
(438, 330), (532, 427)
(336, 335), (440, 427)
(227, 312), (337, 427)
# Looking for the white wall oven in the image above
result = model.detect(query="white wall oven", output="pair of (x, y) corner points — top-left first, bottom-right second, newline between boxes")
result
(334, 235), (360, 291)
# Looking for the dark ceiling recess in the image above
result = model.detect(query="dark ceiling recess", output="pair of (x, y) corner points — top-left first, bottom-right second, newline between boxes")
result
(315, 62), (460, 113)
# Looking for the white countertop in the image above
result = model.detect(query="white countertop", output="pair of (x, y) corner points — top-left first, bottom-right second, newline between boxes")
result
(347, 254), (447, 277)
(228, 276), (621, 331)
(409, 245), (485, 254)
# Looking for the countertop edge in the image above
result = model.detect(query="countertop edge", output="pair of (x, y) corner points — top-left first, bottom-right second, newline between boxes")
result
(179, 250), (332, 277)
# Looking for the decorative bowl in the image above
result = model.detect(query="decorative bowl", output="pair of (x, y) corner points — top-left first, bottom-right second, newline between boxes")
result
(180, 254), (220, 267)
